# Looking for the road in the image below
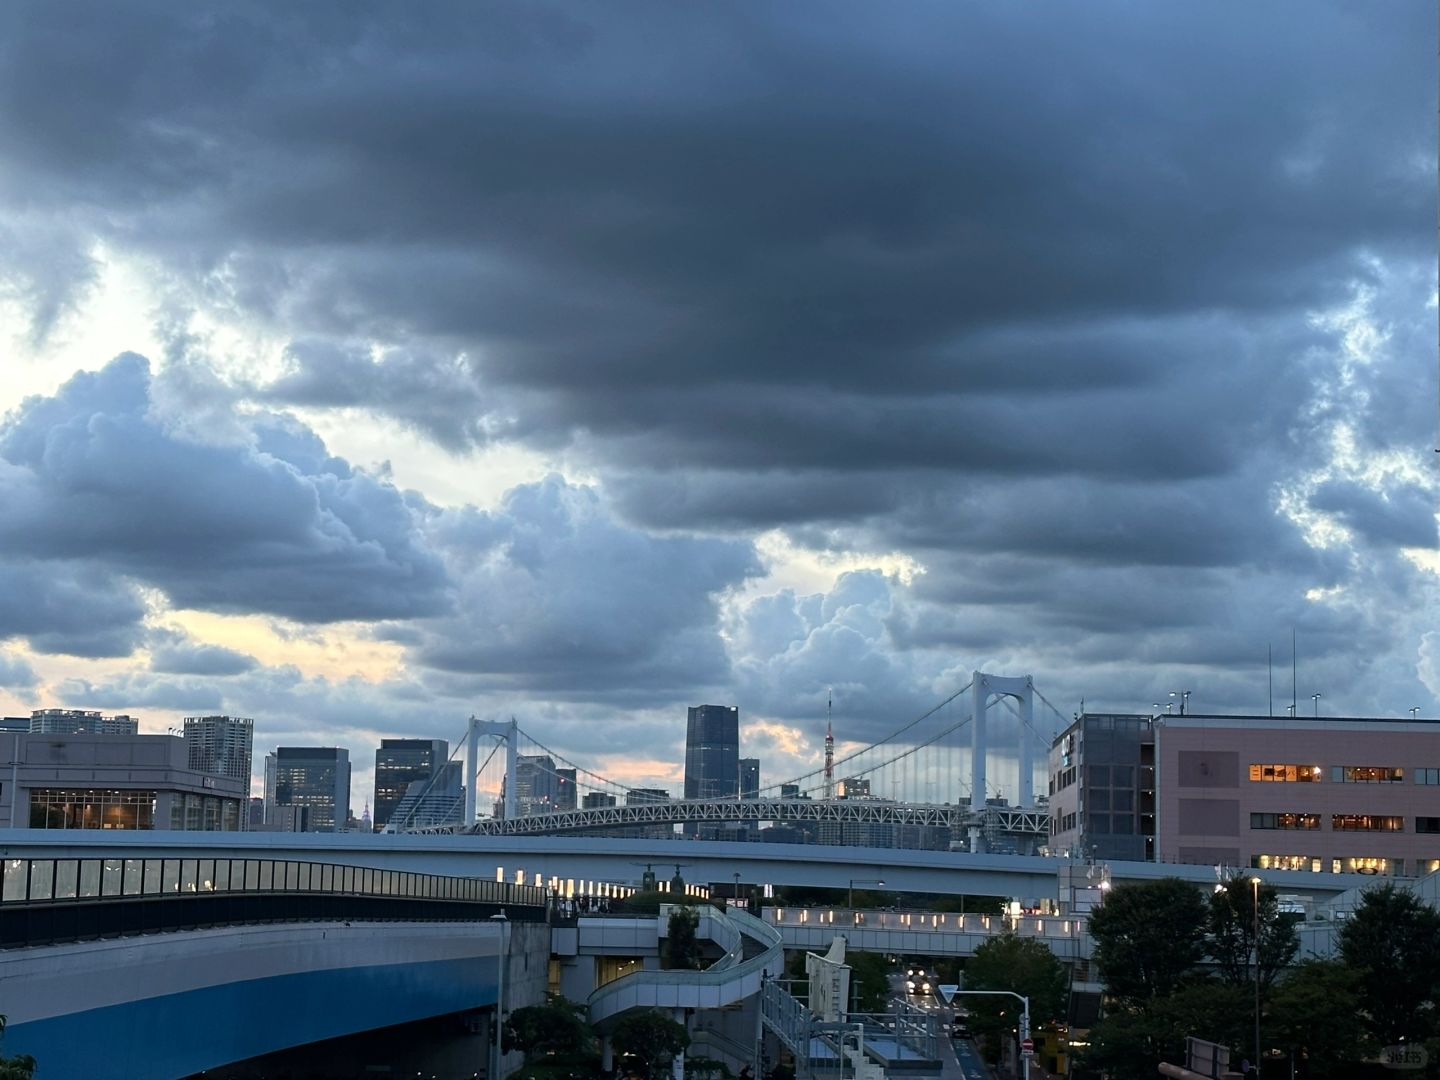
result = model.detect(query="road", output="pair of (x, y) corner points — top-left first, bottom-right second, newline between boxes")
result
(888, 974), (993, 1080)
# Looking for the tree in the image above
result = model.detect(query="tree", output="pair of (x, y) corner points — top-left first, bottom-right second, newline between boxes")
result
(1088, 878), (1208, 1006)
(1079, 982), (1246, 1080)
(1205, 873), (1299, 997)
(503, 996), (594, 1061)
(1267, 959), (1371, 1080)
(963, 933), (1068, 1066)
(1337, 883), (1440, 1047)
(848, 952), (892, 1013)
(664, 906), (702, 970)
(612, 1011), (690, 1080)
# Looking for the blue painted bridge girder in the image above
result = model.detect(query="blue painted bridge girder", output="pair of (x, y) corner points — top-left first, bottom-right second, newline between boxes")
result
(1, 921), (501, 1079)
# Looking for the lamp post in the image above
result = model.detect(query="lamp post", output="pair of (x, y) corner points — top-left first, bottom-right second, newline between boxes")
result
(1170, 690), (1191, 716)
(848, 878), (884, 910)
(1409, 707), (1421, 719)
(490, 910), (510, 1080)
(1250, 876), (1262, 1077)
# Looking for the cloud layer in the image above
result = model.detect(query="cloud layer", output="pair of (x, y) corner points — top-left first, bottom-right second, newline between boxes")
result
(0, 2), (1434, 804)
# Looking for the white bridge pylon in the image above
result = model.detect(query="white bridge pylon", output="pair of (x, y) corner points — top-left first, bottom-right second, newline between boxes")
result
(971, 671), (1035, 808)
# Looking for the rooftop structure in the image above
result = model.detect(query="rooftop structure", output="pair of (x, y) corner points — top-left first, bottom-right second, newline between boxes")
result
(29, 709), (139, 736)
(1, 732), (246, 831)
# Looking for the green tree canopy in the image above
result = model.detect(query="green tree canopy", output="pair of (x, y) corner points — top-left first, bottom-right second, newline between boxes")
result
(1088, 878), (1208, 1006)
(847, 951), (892, 1013)
(503, 996), (594, 1061)
(1267, 959), (1371, 1079)
(612, 1011), (691, 1080)
(1205, 873), (1299, 996)
(962, 933), (1068, 1066)
(1079, 981), (1247, 1080)
(965, 933), (1068, 1024)
(1337, 883), (1440, 1047)
(664, 906), (702, 970)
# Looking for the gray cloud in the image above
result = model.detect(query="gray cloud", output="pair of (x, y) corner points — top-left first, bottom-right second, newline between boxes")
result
(414, 475), (762, 697)
(0, 355), (452, 625)
(0, 650), (39, 693)
(147, 627), (258, 676)
(0, 561), (148, 658)
(0, 0), (1434, 756)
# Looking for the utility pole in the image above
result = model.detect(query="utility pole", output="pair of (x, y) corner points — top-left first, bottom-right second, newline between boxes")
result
(950, 990), (1031, 1078)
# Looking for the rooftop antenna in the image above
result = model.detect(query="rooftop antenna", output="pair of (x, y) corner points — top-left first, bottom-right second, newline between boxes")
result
(824, 688), (835, 801)
(1296, 624), (1307, 720)
(1268, 643), (1273, 718)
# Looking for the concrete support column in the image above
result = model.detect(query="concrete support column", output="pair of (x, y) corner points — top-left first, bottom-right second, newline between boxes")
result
(601, 1037), (613, 1072)
(971, 671), (987, 810)
(1018, 677), (1034, 807)
(671, 1009), (686, 1080)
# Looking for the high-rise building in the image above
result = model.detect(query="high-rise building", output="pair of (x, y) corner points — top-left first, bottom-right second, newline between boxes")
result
(183, 715), (254, 785)
(555, 767), (578, 811)
(269, 747), (350, 832)
(516, 755), (559, 816)
(0, 717), (29, 733)
(685, 705), (739, 802)
(740, 758), (760, 800)
(30, 709), (139, 736)
(685, 704), (740, 838)
(373, 739), (449, 832)
(582, 792), (617, 809)
(387, 760), (464, 831)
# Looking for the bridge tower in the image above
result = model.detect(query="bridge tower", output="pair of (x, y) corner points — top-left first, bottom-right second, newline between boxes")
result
(970, 672), (1036, 810)
(465, 716), (518, 824)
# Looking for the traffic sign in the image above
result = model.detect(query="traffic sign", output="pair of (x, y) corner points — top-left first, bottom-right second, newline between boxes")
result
(936, 984), (959, 1004)
(1021, 1038), (1035, 1055)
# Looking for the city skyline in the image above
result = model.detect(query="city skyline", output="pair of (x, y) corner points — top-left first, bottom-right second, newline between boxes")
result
(0, 3), (1435, 815)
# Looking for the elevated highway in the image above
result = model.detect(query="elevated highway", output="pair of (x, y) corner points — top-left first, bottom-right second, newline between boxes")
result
(0, 830), (1381, 903)
(0, 847), (549, 1078)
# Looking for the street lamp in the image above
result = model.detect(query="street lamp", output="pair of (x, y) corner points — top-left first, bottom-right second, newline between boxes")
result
(1410, 707), (1421, 719)
(490, 910), (510, 1080)
(1170, 690), (1191, 716)
(848, 878), (884, 909)
(1285, 704), (1296, 718)
(1250, 876), (1262, 1078)
(1311, 693), (1321, 717)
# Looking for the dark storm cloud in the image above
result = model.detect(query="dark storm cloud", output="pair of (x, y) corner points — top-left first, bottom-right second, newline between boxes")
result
(0, 0), (1434, 726)
(1309, 480), (1438, 550)
(414, 475), (762, 696)
(0, 356), (452, 626)
(147, 627), (258, 676)
(255, 342), (505, 452)
(0, 651), (39, 692)
(0, 561), (147, 658)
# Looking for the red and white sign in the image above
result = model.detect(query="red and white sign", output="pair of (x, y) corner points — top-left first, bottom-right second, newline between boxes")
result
(1021, 1038), (1035, 1054)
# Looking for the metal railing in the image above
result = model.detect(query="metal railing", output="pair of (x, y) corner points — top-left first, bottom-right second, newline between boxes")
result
(587, 904), (782, 1024)
(1, 854), (544, 908)
(0, 854), (546, 947)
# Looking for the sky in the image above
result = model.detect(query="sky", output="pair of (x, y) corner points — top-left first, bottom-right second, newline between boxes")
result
(0, 2), (1436, 814)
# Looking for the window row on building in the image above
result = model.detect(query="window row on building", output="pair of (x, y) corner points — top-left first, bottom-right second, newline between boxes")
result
(1249, 812), (1433, 833)
(29, 788), (242, 832)
(1250, 854), (1440, 876)
(1248, 763), (1423, 783)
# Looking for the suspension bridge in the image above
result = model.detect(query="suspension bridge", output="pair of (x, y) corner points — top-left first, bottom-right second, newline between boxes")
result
(400, 671), (1074, 853)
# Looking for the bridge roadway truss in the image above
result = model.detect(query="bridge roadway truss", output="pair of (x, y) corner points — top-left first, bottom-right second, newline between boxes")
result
(446, 798), (1052, 839)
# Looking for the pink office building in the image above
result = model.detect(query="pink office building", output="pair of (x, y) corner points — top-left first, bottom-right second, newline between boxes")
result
(1155, 714), (1440, 877)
